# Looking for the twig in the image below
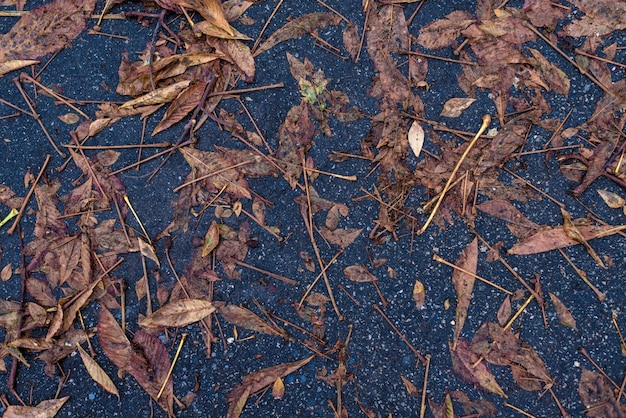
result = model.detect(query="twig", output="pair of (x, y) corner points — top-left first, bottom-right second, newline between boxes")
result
(373, 304), (426, 365)
(8, 154), (50, 234)
(251, 0), (284, 55)
(419, 354), (431, 418)
(12, 79), (65, 157)
(433, 254), (513, 295)
(419, 115), (491, 234)
(224, 258), (296, 286)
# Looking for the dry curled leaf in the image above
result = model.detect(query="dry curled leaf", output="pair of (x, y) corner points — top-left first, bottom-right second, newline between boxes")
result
(440, 97), (476, 118)
(3, 396), (69, 418)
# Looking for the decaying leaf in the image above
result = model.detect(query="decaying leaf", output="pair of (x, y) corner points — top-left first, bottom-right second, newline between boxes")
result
(597, 189), (626, 211)
(272, 377), (285, 400)
(471, 322), (553, 392)
(548, 292), (577, 331)
(579, 367), (626, 417)
(139, 298), (216, 328)
(452, 238), (478, 349)
(413, 279), (425, 310)
(417, 10), (475, 50)
(0, 0), (96, 63)
(400, 375), (419, 397)
(450, 339), (506, 397)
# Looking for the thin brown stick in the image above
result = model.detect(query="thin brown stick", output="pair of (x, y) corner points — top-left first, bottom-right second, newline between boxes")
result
(373, 304), (426, 364)
(12, 79), (65, 157)
(302, 160), (343, 319)
(316, 0), (349, 22)
(543, 106), (574, 150)
(502, 167), (565, 208)
(251, 0), (284, 55)
(207, 82), (284, 98)
(419, 354), (431, 418)
(240, 208), (283, 241)
(225, 258), (296, 286)
(8, 154), (50, 234)
(64, 142), (170, 150)
(419, 115), (491, 234)
(433, 254), (513, 295)
(575, 48), (626, 70)
(173, 160), (253, 192)
(402, 50), (476, 66)
(298, 251), (343, 307)
(557, 248), (606, 301)
(20, 74), (91, 120)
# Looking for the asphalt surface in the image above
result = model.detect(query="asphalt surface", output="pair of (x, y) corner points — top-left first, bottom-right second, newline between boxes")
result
(1, 1), (626, 417)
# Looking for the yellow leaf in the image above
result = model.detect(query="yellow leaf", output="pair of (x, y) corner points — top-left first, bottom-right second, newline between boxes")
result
(413, 279), (425, 310)
(272, 377), (285, 399)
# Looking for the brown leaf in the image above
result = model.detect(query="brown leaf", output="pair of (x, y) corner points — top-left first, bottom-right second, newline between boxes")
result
(139, 298), (215, 328)
(440, 97), (476, 118)
(120, 80), (191, 109)
(319, 227), (363, 249)
(254, 13), (342, 57)
(528, 47), (570, 96)
(597, 189), (626, 210)
(76, 343), (120, 399)
(452, 238), (478, 349)
(3, 396), (69, 418)
(548, 292), (577, 331)
(97, 305), (131, 370)
(1, 263), (12, 281)
(271, 377), (285, 400)
(471, 322), (552, 391)
(216, 39), (255, 82)
(227, 356), (314, 418)
(561, 208), (606, 269)
(216, 303), (288, 339)
(476, 199), (540, 238)
(450, 339), (506, 397)
(578, 367), (626, 417)
(0, 0), (96, 63)
(342, 22), (360, 61)
(180, 0), (234, 36)
(508, 223), (626, 255)
(343, 265), (377, 283)
(496, 295), (512, 327)
(129, 330), (174, 416)
(400, 375), (419, 397)
(153, 81), (208, 136)
(416, 10), (474, 50)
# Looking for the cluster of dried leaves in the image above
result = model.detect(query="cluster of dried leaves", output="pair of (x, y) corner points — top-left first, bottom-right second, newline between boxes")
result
(1, 0), (626, 416)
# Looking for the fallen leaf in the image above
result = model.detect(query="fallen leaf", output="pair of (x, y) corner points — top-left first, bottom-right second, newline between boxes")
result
(254, 13), (342, 57)
(413, 279), (425, 310)
(0, 0), (96, 63)
(76, 343), (120, 399)
(153, 81), (208, 136)
(216, 302), (288, 339)
(227, 356), (314, 418)
(139, 298), (215, 328)
(450, 339), (506, 397)
(578, 367), (626, 417)
(1, 264), (12, 281)
(440, 97), (476, 118)
(202, 221), (220, 257)
(597, 189), (625, 210)
(58, 113), (80, 125)
(548, 292), (577, 331)
(452, 238), (478, 349)
(272, 377), (285, 400)
(408, 121), (424, 158)
(400, 375), (419, 397)
(417, 10), (475, 50)
(3, 396), (69, 418)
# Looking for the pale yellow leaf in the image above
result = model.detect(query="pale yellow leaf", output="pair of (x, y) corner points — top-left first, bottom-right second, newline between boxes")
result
(408, 121), (424, 158)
